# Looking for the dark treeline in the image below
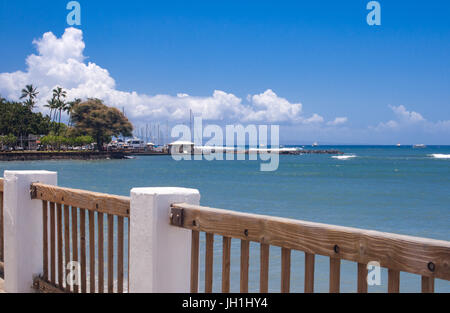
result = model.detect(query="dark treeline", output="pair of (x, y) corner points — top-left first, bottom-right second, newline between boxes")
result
(0, 84), (133, 151)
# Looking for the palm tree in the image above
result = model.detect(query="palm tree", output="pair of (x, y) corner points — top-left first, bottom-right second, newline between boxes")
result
(65, 98), (82, 127)
(20, 85), (39, 110)
(44, 97), (58, 122)
(52, 87), (67, 136)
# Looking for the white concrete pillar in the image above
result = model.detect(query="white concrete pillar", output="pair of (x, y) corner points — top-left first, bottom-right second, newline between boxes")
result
(3, 170), (57, 293)
(129, 187), (200, 293)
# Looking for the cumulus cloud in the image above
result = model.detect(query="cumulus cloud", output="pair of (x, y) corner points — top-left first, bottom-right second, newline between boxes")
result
(327, 117), (348, 126)
(0, 27), (344, 127)
(373, 105), (450, 133)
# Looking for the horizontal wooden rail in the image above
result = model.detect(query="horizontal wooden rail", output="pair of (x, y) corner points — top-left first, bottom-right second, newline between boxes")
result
(170, 203), (450, 281)
(31, 183), (130, 217)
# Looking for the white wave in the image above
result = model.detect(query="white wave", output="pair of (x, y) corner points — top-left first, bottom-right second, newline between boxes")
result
(332, 155), (357, 160)
(429, 154), (450, 159)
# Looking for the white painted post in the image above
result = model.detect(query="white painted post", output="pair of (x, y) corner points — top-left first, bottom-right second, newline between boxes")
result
(129, 187), (200, 293)
(3, 170), (57, 293)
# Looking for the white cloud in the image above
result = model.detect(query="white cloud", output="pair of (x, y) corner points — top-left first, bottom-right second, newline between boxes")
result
(303, 113), (324, 124)
(390, 105), (425, 123)
(372, 105), (450, 133)
(0, 27), (344, 127)
(327, 117), (348, 126)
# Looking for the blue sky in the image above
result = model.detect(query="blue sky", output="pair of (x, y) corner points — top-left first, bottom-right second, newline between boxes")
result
(0, 0), (449, 144)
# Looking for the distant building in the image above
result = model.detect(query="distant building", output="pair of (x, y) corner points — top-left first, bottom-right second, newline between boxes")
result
(168, 140), (194, 155)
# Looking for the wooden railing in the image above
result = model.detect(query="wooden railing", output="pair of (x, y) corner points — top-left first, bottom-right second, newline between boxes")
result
(0, 178), (4, 267)
(169, 203), (450, 293)
(30, 182), (130, 293)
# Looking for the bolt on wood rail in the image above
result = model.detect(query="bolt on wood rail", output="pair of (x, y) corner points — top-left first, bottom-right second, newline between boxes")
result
(169, 202), (450, 293)
(30, 182), (130, 293)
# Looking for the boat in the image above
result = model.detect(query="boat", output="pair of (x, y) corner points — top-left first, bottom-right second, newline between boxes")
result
(396, 143), (401, 147)
(413, 144), (426, 148)
(312, 142), (319, 147)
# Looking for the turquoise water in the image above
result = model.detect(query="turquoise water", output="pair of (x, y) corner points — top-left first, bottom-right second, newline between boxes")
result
(1, 145), (449, 292)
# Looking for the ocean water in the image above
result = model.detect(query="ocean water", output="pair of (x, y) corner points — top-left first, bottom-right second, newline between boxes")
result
(1, 145), (449, 292)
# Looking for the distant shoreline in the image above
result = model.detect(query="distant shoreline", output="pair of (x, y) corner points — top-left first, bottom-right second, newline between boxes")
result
(0, 151), (127, 161)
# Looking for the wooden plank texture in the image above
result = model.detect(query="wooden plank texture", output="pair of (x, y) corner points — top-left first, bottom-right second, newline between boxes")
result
(170, 203), (450, 280)
(329, 258), (341, 293)
(388, 269), (400, 293)
(117, 216), (124, 293)
(222, 236), (231, 293)
(190, 230), (199, 293)
(357, 263), (368, 293)
(31, 183), (130, 217)
(260, 244), (269, 293)
(304, 253), (315, 293)
(281, 248), (291, 293)
(205, 233), (214, 293)
(421, 276), (435, 293)
(240, 240), (250, 293)
(0, 178), (3, 192)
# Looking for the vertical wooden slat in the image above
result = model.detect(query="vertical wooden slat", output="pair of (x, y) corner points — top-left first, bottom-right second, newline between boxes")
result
(421, 276), (435, 293)
(240, 240), (250, 293)
(388, 269), (400, 293)
(64, 205), (70, 292)
(304, 253), (315, 293)
(108, 214), (114, 293)
(71, 206), (79, 293)
(329, 257), (341, 293)
(80, 209), (87, 293)
(98, 212), (104, 293)
(260, 244), (269, 293)
(281, 248), (291, 293)
(57, 203), (63, 287)
(222, 236), (231, 293)
(190, 230), (199, 293)
(117, 216), (124, 293)
(357, 263), (368, 293)
(0, 191), (3, 262)
(205, 233), (214, 293)
(42, 201), (48, 281)
(50, 202), (56, 284)
(88, 210), (95, 293)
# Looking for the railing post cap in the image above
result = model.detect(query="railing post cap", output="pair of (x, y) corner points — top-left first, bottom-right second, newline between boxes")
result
(131, 187), (200, 197)
(4, 170), (56, 177)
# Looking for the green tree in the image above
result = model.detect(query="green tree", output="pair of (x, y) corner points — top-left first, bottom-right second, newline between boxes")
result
(0, 134), (17, 150)
(52, 87), (68, 136)
(20, 84), (39, 110)
(0, 97), (52, 139)
(71, 99), (133, 150)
